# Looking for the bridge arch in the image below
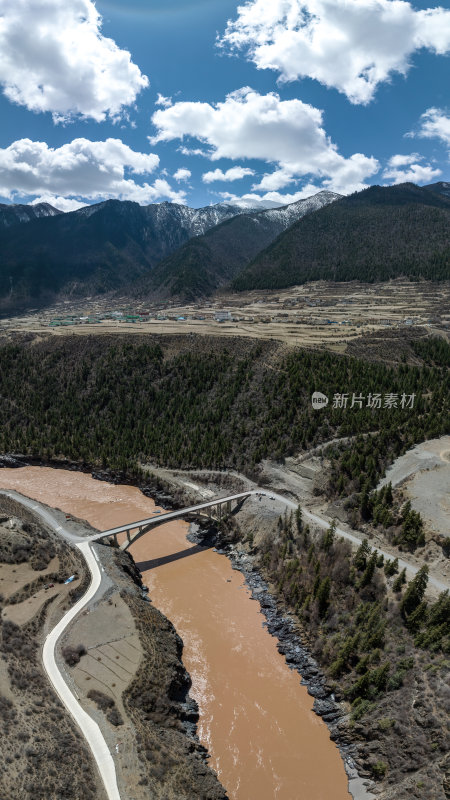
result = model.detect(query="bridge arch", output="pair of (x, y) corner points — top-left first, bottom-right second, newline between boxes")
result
(89, 491), (254, 551)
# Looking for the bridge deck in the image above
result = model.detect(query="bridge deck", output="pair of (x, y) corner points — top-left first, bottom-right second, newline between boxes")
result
(91, 491), (253, 539)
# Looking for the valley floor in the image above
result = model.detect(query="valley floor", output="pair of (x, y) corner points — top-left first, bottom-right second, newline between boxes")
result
(1, 279), (449, 354)
(140, 442), (449, 800)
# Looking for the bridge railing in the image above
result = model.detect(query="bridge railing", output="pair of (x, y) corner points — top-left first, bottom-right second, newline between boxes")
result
(89, 491), (254, 547)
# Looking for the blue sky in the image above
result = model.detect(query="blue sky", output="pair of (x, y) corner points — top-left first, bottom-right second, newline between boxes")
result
(0, 0), (449, 211)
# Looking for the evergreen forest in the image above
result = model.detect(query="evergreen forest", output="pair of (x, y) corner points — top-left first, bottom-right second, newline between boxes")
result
(0, 334), (447, 486)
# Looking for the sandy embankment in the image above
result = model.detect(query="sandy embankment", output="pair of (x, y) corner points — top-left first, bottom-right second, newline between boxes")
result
(379, 436), (450, 538)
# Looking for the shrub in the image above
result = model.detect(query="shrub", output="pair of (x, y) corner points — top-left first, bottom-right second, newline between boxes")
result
(62, 644), (87, 666)
(87, 689), (114, 710)
(351, 698), (375, 721)
(371, 760), (387, 779)
(387, 671), (404, 691)
(378, 717), (394, 730)
(107, 707), (123, 727)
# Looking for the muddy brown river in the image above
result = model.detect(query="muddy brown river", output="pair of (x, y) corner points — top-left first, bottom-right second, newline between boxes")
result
(0, 467), (351, 800)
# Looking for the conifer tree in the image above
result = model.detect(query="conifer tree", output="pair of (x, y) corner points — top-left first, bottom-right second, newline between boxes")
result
(401, 565), (429, 620)
(317, 577), (331, 618)
(322, 519), (336, 552)
(354, 538), (371, 571)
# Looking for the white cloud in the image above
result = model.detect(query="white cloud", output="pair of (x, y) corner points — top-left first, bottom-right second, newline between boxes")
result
(251, 168), (294, 191)
(173, 167), (192, 182)
(219, 191), (278, 209)
(383, 154), (441, 184)
(202, 166), (255, 183)
(178, 145), (209, 157)
(0, 137), (187, 206)
(151, 87), (379, 195)
(30, 195), (87, 212)
(387, 153), (421, 168)
(0, 0), (149, 122)
(219, 0), (450, 105)
(220, 184), (324, 208)
(321, 152), (380, 195)
(414, 107), (450, 146)
(156, 93), (172, 108)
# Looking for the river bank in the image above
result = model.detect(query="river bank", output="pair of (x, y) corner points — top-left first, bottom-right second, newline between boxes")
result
(0, 464), (354, 800)
(0, 493), (105, 800)
(1, 459), (447, 799)
(187, 521), (375, 800)
(0, 490), (228, 800)
(109, 459), (450, 800)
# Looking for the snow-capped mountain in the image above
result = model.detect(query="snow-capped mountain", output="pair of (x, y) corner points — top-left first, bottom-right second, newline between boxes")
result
(258, 191), (342, 230)
(151, 201), (246, 237)
(0, 202), (62, 228)
(75, 199), (246, 238)
(0, 197), (250, 309)
(424, 181), (450, 199)
(145, 190), (342, 299)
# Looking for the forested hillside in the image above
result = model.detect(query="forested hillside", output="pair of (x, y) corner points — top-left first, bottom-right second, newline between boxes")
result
(136, 212), (275, 300)
(0, 332), (448, 797)
(139, 191), (339, 300)
(0, 199), (244, 310)
(0, 335), (447, 486)
(258, 512), (449, 795)
(233, 184), (450, 290)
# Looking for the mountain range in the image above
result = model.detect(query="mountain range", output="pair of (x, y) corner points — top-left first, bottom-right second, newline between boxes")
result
(133, 190), (341, 300)
(0, 199), (246, 309)
(233, 183), (450, 290)
(0, 202), (62, 228)
(0, 182), (449, 311)
(424, 181), (450, 199)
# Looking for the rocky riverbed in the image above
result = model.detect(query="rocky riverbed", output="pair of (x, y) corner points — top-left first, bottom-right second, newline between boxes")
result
(187, 522), (376, 800)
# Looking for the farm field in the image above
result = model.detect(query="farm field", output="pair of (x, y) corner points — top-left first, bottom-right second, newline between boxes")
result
(1, 280), (448, 353)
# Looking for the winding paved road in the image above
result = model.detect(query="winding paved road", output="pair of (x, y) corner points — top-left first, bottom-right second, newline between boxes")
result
(0, 476), (447, 800)
(0, 490), (121, 800)
(92, 486), (449, 594)
(254, 490), (449, 594)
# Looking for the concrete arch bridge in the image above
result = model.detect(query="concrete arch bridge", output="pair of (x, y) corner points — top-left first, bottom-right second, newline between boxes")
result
(89, 491), (254, 550)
